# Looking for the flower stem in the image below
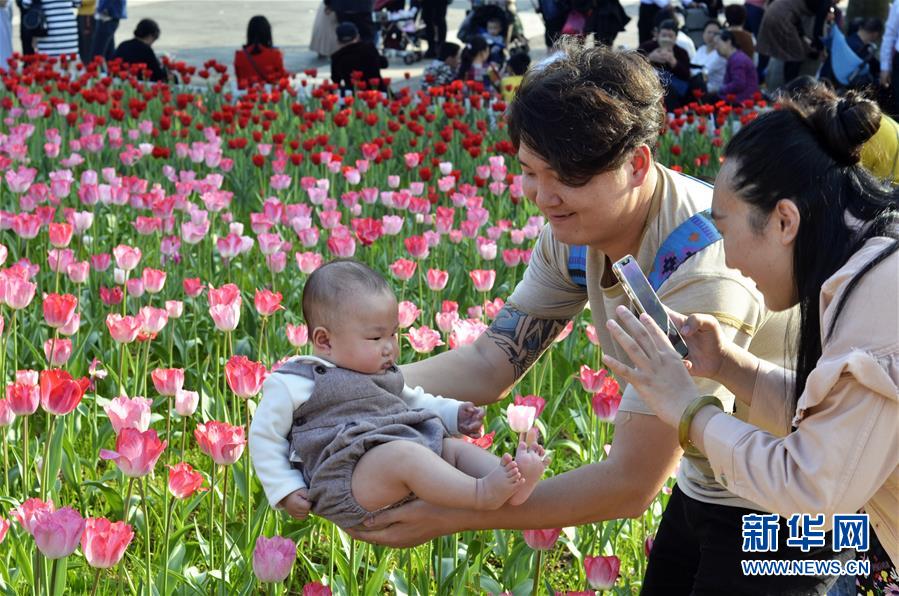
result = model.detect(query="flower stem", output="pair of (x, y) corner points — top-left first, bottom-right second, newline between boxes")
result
(532, 549), (542, 596)
(220, 465), (228, 596)
(139, 478), (152, 596)
(49, 556), (59, 596)
(244, 399), (252, 552)
(22, 416), (29, 498)
(41, 416), (55, 501)
(180, 415), (188, 462)
(89, 569), (101, 596)
(209, 464), (216, 589)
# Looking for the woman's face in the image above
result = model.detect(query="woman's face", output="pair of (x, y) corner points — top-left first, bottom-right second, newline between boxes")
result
(711, 161), (798, 311)
(703, 23), (720, 47)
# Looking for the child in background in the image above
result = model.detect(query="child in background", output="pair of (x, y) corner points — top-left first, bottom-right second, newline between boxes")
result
(458, 36), (500, 89)
(423, 41), (461, 89)
(501, 52), (530, 102)
(249, 259), (548, 529)
(482, 17), (507, 63)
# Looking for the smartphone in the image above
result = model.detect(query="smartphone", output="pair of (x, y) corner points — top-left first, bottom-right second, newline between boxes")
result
(611, 255), (690, 358)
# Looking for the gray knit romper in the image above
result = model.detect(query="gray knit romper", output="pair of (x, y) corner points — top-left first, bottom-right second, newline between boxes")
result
(274, 359), (448, 529)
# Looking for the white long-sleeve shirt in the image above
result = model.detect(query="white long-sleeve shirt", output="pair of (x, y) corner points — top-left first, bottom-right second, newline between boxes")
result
(881, 0), (899, 73)
(249, 355), (464, 508)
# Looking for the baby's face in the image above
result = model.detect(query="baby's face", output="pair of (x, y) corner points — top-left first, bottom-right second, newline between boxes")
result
(487, 21), (502, 35)
(324, 292), (400, 375)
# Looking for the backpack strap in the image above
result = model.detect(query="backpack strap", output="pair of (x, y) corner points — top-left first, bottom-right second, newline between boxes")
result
(647, 209), (721, 291)
(567, 243), (588, 288)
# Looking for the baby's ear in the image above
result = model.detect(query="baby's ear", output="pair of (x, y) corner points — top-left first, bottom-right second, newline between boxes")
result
(311, 326), (331, 352)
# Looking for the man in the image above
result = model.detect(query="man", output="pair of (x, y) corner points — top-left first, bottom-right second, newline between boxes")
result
(89, 0), (125, 62)
(112, 18), (168, 81)
(330, 21), (387, 94)
(639, 19), (692, 109)
(344, 41), (848, 593)
(324, 0), (374, 44)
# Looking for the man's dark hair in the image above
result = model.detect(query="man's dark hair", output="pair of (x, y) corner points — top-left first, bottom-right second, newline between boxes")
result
(724, 4), (747, 27)
(506, 39), (665, 186)
(859, 17), (884, 34)
(438, 42), (461, 62)
(657, 19), (679, 34)
(134, 19), (161, 40)
(301, 259), (392, 329)
(507, 52), (531, 76)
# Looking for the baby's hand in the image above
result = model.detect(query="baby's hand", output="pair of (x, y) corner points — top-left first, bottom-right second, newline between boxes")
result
(278, 488), (313, 520)
(457, 402), (485, 437)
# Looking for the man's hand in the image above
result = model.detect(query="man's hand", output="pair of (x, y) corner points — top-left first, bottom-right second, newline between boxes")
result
(278, 488), (313, 520)
(347, 499), (460, 547)
(457, 402), (485, 437)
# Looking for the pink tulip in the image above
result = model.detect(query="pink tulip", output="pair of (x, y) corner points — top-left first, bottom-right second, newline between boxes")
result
(48, 223), (74, 248)
(66, 261), (90, 284)
(90, 253), (111, 272)
(397, 301), (420, 328)
(405, 326), (445, 353)
(0, 518), (9, 545)
(183, 278), (204, 298)
(326, 231), (356, 257)
(522, 528), (562, 550)
(295, 251), (324, 274)
(100, 428), (167, 477)
(469, 269), (496, 292)
(81, 517), (134, 569)
(404, 235), (429, 259)
(4, 276), (37, 309)
(42, 293), (78, 328)
(104, 396), (152, 434)
(506, 403), (536, 432)
(254, 289), (284, 317)
(174, 389), (199, 417)
(40, 369), (90, 416)
(286, 323), (308, 348)
(7, 380), (40, 415)
(426, 269), (448, 291)
(151, 368), (185, 397)
(0, 398), (15, 426)
(448, 318), (487, 349)
(165, 300), (184, 319)
(195, 421), (246, 465)
(644, 535), (654, 557)
(578, 365), (609, 394)
(32, 507), (84, 559)
(12, 498), (55, 535)
(225, 355), (267, 399)
(168, 462), (207, 499)
(389, 258), (417, 281)
(209, 303), (240, 332)
(435, 311), (459, 334)
(585, 324), (600, 346)
(106, 313), (141, 344)
(43, 338), (72, 366)
(253, 535), (297, 583)
(381, 215), (403, 235)
(125, 278), (144, 298)
(303, 582), (333, 596)
(514, 394), (546, 418)
(555, 320), (574, 343)
(112, 244), (141, 271)
(141, 268), (167, 294)
(584, 555), (620, 590)
(591, 392), (622, 422)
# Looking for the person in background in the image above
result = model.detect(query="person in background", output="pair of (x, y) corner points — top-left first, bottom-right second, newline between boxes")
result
(744, 0), (765, 36)
(638, 0), (670, 44)
(0, 0), (11, 68)
(324, 0), (374, 43)
(234, 15), (289, 89)
(310, 1), (339, 59)
(21, 0), (80, 56)
(330, 21), (388, 94)
(716, 28), (759, 102)
(639, 19), (692, 108)
(112, 18), (168, 81)
(420, 0), (450, 58)
(422, 41), (460, 89)
(76, 0), (94, 63)
(457, 36), (498, 89)
(820, 17), (882, 89)
(501, 51), (530, 101)
(654, 7), (696, 59)
(89, 0), (125, 62)
(724, 3), (755, 59)
(881, 0), (899, 115)
(693, 20), (727, 95)
(14, 0), (34, 55)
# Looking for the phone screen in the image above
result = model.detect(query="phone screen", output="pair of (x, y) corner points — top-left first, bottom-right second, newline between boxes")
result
(612, 255), (689, 358)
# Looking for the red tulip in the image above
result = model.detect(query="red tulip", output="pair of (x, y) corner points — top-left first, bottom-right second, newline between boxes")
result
(578, 365), (609, 394)
(81, 517), (134, 569)
(194, 421), (246, 465)
(100, 428), (167, 477)
(522, 528), (562, 550)
(151, 368), (185, 397)
(40, 369), (90, 416)
(404, 235), (429, 259)
(584, 555), (620, 590)
(303, 583), (333, 596)
(254, 289), (284, 317)
(32, 507), (84, 559)
(167, 462), (207, 499)
(225, 355), (267, 399)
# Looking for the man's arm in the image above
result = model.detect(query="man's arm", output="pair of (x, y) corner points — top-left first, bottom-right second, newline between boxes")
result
(351, 410), (682, 546)
(401, 304), (569, 405)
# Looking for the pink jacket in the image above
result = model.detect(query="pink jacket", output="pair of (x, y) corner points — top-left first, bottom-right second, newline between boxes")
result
(703, 237), (899, 564)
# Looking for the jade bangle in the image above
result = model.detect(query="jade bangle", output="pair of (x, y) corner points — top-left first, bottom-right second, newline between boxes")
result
(678, 395), (724, 457)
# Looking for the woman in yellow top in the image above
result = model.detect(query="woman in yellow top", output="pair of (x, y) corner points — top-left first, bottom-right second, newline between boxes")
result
(606, 91), (898, 592)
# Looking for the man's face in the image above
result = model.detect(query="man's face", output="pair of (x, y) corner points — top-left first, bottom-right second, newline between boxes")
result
(517, 143), (636, 248)
(657, 29), (677, 46)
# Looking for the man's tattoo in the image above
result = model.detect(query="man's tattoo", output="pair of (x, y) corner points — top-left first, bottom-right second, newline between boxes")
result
(485, 305), (569, 380)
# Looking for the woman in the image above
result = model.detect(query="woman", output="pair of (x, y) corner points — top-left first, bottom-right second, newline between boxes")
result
(234, 15), (289, 89)
(715, 28), (759, 102)
(21, 0), (79, 56)
(692, 19), (727, 95)
(1, 0), (12, 68)
(605, 91), (898, 593)
(112, 18), (168, 82)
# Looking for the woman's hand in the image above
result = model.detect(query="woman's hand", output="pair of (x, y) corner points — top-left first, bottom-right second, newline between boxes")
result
(666, 309), (731, 381)
(603, 305), (700, 427)
(346, 499), (460, 547)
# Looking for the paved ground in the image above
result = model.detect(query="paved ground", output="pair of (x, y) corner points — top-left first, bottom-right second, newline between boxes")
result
(9, 0), (644, 84)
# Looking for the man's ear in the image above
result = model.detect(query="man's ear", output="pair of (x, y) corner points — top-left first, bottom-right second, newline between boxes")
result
(311, 326), (332, 353)
(627, 145), (653, 189)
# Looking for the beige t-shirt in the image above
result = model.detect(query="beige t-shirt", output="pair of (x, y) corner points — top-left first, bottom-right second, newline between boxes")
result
(508, 164), (795, 509)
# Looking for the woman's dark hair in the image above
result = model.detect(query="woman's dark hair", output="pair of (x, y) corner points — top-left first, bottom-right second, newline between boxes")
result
(657, 19), (679, 34)
(458, 36), (488, 80)
(438, 41), (461, 62)
(506, 38), (665, 186)
(134, 19), (161, 40)
(724, 4), (747, 26)
(717, 29), (736, 45)
(246, 15), (274, 53)
(723, 87), (899, 409)
(704, 20), (721, 31)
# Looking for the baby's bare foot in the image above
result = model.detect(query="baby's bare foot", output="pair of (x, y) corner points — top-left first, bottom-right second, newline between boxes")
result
(507, 440), (548, 506)
(475, 453), (525, 510)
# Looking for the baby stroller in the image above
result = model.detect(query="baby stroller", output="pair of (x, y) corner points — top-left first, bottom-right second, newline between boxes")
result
(680, 2), (709, 49)
(458, 0), (530, 64)
(376, 4), (428, 64)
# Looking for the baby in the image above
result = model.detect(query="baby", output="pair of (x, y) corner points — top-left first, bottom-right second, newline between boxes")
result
(249, 259), (547, 529)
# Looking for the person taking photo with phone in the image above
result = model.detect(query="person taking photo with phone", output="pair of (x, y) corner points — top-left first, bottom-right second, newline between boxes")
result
(604, 88), (899, 593)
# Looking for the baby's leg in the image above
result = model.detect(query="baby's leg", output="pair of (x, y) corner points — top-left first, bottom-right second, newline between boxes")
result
(351, 440), (524, 512)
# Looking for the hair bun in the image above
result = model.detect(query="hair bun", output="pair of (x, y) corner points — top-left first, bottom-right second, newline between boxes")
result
(807, 93), (881, 166)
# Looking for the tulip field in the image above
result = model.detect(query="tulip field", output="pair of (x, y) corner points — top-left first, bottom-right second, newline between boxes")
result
(0, 54), (766, 595)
